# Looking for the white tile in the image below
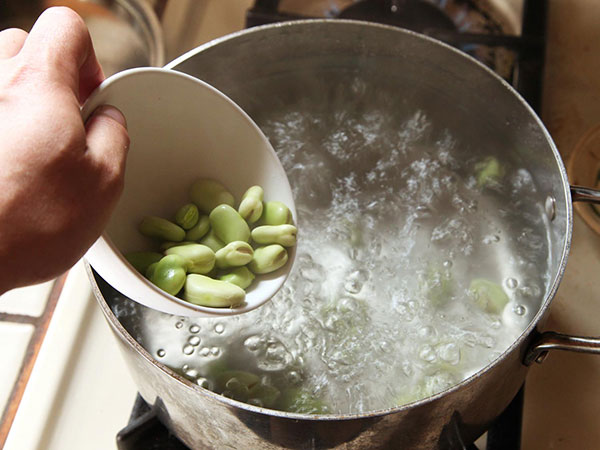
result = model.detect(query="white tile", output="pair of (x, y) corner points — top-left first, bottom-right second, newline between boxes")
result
(5, 262), (138, 450)
(0, 280), (55, 317)
(0, 322), (34, 413)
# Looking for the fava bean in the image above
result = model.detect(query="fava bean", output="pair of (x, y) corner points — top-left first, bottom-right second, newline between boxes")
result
(174, 203), (200, 230)
(200, 229), (225, 252)
(251, 224), (297, 247)
(475, 156), (504, 188)
(145, 262), (158, 279)
(260, 201), (292, 225)
(248, 383), (281, 408)
(215, 241), (254, 269)
(183, 274), (245, 307)
(125, 251), (163, 275)
(209, 204), (251, 243)
(190, 179), (235, 213)
(149, 254), (187, 296)
(185, 215), (210, 241)
(238, 186), (264, 224)
(139, 216), (185, 242)
(165, 244), (215, 274)
(469, 278), (509, 314)
(248, 244), (288, 274)
(160, 241), (195, 251)
(219, 266), (255, 289)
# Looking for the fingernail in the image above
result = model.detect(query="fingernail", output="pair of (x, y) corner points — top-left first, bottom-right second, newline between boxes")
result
(94, 105), (127, 129)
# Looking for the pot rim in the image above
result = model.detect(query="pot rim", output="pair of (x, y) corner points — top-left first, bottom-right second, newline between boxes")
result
(94, 19), (573, 421)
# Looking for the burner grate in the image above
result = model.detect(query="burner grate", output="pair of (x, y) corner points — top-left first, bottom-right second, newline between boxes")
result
(247, 0), (547, 112)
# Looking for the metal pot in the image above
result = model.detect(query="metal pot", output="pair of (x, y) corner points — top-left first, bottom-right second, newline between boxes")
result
(89, 20), (600, 449)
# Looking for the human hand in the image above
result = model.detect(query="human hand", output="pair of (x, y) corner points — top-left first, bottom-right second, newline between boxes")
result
(0, 7), (130, 293)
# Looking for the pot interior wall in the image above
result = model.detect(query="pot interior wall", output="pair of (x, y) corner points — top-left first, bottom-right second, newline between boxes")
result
(171, 20), (569, 294)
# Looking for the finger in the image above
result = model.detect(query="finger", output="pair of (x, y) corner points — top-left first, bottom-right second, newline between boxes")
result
(85, 105), (130, 182)
(21, 7), (104, 102)
(0, 28), (28, 59)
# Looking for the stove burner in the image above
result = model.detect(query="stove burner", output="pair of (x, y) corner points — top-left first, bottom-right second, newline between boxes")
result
(337, 0), (456, 33)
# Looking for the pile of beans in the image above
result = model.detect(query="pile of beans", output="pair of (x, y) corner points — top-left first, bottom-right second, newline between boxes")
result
(125, 179), (296, 308)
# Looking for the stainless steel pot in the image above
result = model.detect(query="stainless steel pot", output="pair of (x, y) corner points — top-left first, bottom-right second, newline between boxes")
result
(89, 20), (600, 449)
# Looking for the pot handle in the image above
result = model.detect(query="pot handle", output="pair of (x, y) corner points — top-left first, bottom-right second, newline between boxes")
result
(571, 185), (600, 203)
(523, 185), (600, 365)
(524, 332), (600, 365)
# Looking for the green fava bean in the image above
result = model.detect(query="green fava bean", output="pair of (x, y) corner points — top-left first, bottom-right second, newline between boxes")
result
(139, 216), (185, 242)
(209, 204), (251, 244)
(185, 215), (210, 241)
(216, 370), (260, 392)
(165, 244), (215, 274)
(469, 278), (509, 314)
(174, 203), (200, 230)
(215, 241), (254, 269)
(475, 156), (505, 188)
(248, 384), (281, 408)
(145, 262), (158, 279)
(190, 179), (235, 213)
(200, 229), (225, 252)
(219, 266), (255, 289)
(238, 186), (264, 223)
(261, 201), (292, 225)
(248, 244), (288, 274)
(160, 241), (195, 251)
(183, 274), (245, 307)
(149, 254), (187, 296)
(125, 251), (163, 274)
(251, 224), (297, 247)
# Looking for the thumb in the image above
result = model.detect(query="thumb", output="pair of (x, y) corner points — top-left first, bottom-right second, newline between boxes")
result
(85, 105), (130, 186)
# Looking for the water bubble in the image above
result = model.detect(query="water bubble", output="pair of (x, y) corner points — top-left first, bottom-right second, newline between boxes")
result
(175, 321), (183, 329)
(199, 347), (210, 357)
(214, 323), (225, 334)
(482, 234), (500, 244)
(185, 368), (199, 378)
(188, 336), (201, 346)
(210, 347), (221, 356)
(182, 345), (194, 355)
(437, 343), (460, 365)
(189, 325), (200, 334)
(419, 325), (435, 338)
(286, 371), (302, 384)
(244, 335), (263, 352)
(513, 304), (527, 316)
(197, 377), (212, 390)
(489, 318), (502, 329)
(419, 345), (437, 362)
(505, 278), (518, 289)
(442, 260), (453, 268)
(182, 364), (189, 372)
(156, 349), (166, 358)
(344, 269), (368, 294)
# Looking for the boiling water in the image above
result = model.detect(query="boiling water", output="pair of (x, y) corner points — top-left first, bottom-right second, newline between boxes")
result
(111, 84), (551, 414)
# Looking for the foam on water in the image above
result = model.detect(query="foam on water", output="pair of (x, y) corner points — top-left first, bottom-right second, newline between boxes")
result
(112, 84), (551, 414)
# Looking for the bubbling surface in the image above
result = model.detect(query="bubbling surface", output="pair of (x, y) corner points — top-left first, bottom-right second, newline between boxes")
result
(111, 77), (551, 414)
